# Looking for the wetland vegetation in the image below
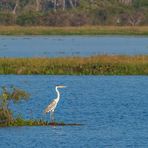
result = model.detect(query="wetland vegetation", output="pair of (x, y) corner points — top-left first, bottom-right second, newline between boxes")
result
(0, 26), (148, 35)
(0, 118), (82, 127)
(0, 55), (148, 75)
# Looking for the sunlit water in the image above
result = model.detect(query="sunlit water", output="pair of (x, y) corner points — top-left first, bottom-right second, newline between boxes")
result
(0, 36), (148, 57)
(0, 75), (148, 147)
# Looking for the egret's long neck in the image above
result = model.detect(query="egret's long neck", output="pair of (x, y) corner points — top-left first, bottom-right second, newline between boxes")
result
(55, 87), (60, 101)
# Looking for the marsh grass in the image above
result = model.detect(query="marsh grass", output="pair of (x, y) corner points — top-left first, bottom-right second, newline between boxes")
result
(0, 118), (82, 127)
(0, 55), (148, 75)
(0, 26), (148, 35)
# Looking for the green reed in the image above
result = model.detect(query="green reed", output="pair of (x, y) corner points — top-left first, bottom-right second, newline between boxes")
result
(0, 56), (148, 75)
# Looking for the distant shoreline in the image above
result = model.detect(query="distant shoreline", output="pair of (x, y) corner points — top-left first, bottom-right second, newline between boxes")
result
(0, 26), (148, 35)
(0, 55), (148, 75)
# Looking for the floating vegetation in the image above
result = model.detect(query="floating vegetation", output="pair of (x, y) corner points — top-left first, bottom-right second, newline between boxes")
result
(0, 55), (148, 75)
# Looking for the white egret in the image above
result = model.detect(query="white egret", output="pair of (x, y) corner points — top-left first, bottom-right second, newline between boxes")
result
(44, 85), (66, 122)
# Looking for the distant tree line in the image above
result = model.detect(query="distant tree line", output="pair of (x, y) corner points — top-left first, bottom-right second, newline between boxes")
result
(0, 0), (147, 26)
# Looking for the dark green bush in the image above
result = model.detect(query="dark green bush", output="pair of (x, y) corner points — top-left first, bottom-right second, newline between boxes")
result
(16, 12), (41, 26)
(0, 12), (15, 25)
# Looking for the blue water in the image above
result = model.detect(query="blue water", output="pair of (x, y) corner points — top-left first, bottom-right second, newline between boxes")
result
(0, 36), (148, 57)
(0, 75), (148, 147)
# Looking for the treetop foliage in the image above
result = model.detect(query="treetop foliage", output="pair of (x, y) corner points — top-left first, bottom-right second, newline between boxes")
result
(0, 0), (147, 26)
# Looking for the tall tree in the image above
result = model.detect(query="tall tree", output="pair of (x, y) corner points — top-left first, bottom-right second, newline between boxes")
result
(36, 0), (40, 11)
(54, 0), (57, 11)
(12, 0), (19, 15)
(62, 0), (65, 10)
(69, 0), (74, 8)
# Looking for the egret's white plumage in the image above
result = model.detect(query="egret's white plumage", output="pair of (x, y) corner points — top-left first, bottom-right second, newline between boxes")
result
(44, 100), (57, 113)
(44, 85), (66, 121)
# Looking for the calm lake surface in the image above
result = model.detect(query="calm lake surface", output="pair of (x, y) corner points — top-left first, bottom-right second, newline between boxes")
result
(0, 36), (148, 57)
(0, 75), (148, 147)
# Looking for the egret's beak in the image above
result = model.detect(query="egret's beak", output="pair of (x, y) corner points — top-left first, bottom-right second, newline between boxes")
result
(60, 85), (66, 88)
(56, 85), (66, 88)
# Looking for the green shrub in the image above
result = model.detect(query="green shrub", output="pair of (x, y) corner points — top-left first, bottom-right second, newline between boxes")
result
(0, 12), (15, 25)
(0, 86), (30, 124)
(16, 12), (41, 26)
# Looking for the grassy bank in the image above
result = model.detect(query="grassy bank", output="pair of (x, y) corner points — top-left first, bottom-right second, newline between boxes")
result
(0, 26), (148, 35)
(0, 56), (148, 75)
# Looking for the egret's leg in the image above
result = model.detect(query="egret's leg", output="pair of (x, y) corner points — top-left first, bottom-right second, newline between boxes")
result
(52, 111), (54, 122)
(50, 112), (52, 122)
(50, 111), (54, 122)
